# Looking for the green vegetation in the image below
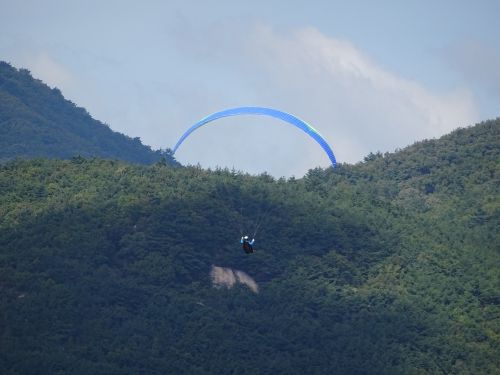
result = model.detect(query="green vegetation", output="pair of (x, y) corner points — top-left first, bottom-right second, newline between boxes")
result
(0, 119), (498, 374)
(0, 61), (176, 165)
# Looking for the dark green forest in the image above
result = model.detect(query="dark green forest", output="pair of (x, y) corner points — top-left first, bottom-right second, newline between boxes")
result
(1, 119), (498, 374)
(0, 61), (176, 165)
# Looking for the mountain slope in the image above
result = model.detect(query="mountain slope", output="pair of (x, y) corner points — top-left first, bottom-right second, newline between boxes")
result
(0, 61), (176, 165)
(0, 120), (498, 374)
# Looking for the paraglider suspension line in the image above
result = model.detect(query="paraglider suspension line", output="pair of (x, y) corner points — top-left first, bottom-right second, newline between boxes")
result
(252, 206), (272, 238)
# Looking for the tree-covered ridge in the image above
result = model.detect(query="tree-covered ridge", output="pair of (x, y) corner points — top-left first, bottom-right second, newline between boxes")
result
(0, 120), (499, 374)
(0, 61), (176, 165)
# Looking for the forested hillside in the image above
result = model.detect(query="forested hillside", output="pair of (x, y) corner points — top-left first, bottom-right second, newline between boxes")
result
(0, 119), (499, 374)
(0, 61), (176, 165)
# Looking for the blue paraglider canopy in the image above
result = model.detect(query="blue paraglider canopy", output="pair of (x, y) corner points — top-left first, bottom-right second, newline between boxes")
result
(172, 106), (336, 168)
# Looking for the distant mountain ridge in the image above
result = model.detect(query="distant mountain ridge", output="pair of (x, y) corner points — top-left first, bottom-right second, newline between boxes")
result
(0, 61), (177, 165)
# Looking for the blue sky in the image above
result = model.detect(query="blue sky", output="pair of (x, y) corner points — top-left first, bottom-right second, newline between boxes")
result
(1, 0), (499, 176)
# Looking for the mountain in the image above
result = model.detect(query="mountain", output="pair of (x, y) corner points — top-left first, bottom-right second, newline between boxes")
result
(0, 112), (498, 372)
(0, 61), (176, 165)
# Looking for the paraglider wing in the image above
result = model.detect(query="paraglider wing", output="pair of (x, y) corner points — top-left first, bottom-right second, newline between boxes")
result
(172, 106), (336, 167)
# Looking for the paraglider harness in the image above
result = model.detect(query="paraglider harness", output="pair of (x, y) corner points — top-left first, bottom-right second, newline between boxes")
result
(238, 204), (273, 255)
(241, 236), (255, 254)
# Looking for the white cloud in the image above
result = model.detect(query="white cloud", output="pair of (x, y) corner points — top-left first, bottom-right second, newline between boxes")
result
(245, 26), (480, 165)
(28, 52), (74, 90)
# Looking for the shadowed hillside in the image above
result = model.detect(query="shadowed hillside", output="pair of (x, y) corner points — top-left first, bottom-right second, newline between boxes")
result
(0, 118), (498, 373)
(0, 61), (176, 165)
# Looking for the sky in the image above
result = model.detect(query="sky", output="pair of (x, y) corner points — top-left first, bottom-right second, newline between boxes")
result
(1, 0), (499, 177)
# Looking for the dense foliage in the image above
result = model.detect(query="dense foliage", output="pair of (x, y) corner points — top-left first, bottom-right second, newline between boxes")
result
(0, 61), (176, 165)
(0, 120), (499, 374)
